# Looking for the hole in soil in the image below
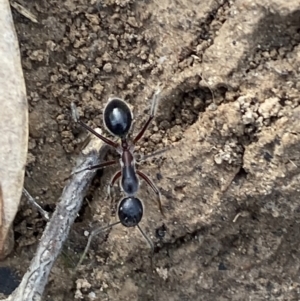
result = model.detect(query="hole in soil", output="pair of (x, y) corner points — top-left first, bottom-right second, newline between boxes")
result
(75, 197), (94, 223)
(232, 167), (248, 185)
(155, 223), (167, 238)
(156, 86), (215, 132)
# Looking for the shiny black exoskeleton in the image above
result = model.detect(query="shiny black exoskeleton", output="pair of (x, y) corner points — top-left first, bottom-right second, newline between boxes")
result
(75, 90), (162, 254)
(118, 196), (143, 227)
(76, 92), (163, 216)
(104, 98), (133, 138)
(120, 158), (139, 196)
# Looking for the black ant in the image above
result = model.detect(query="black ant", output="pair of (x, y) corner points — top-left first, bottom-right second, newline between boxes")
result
(74, 90), (164, 266)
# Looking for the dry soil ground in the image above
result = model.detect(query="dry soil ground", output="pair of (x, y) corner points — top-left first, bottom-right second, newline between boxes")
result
(1, 0), (300, 300)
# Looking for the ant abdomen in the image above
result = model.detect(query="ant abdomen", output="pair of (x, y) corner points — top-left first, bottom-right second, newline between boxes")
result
(104, 98), (132, 138)
(118, 196), (143, 227)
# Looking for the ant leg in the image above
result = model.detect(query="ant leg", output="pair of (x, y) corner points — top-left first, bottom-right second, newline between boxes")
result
(64, 160), (117, 181)
(133, 90), (161, 144)
(73, 160), (117, 175)
(78, 120), (119, 149)
(136, 170), (164, 217)
(107, 170), (122, 199)
(137, 224), (154, 268)
(76, 221), (121, 268)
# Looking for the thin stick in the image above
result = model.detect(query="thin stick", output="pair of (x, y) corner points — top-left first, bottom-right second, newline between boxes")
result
(3, 128), (106, 301)
(150, 87), (161, 116)
(10, 2), (38, 23)
(22, 188), (50, 221)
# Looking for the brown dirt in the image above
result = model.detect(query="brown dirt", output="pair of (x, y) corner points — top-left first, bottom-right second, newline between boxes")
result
(1, 0), (300, 300)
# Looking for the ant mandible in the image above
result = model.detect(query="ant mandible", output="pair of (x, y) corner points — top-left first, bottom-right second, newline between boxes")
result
(74, 90), (164, 265)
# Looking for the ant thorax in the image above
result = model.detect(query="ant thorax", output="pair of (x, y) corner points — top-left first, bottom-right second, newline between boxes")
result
(120, 148), (135, 167)
(119, 149), (139, 196)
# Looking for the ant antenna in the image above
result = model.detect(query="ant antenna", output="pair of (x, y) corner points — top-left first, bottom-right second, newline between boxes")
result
(76, 221), (121, 269)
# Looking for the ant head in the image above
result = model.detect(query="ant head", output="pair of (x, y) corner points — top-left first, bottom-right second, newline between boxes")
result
(118, 196), (143, 227)
(103, 98), (133, 139)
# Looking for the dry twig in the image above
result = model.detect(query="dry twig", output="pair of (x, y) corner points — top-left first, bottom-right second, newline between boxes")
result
(22, 188), (50, 221)
(2, 129), (105, 301)
(10, 2), (38, 23)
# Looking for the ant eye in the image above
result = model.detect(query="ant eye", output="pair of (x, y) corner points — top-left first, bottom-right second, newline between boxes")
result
(104, 98), (132, 138)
